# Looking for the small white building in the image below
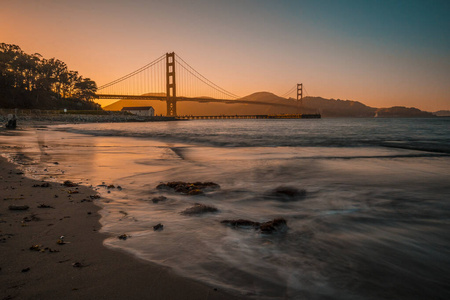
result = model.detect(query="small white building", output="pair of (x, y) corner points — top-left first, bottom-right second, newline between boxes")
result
(121, 106), (155, 116)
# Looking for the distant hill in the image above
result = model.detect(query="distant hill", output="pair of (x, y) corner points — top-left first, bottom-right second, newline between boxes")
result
(375, 106), (435, 118)
(103, 92), (435, 118)
(301, 97), (376, 117)
(434, 110), (450, 117)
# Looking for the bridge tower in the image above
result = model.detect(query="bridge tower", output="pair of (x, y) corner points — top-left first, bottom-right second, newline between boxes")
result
(297, 83), (303, 114)
(166, 52), (177, 117)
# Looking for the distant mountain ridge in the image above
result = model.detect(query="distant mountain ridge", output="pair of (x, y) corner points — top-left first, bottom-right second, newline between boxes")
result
(104, 91), (436, 118)
(434, 110), (450, 117)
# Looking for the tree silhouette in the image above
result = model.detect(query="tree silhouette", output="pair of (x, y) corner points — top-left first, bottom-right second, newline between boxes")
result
(0, 43), (100, 109)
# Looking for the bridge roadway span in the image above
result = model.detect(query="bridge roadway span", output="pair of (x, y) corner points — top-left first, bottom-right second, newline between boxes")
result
(95, 94), (297, 108)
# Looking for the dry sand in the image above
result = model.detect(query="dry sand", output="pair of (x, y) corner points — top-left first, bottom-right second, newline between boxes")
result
(0, 155), (247, 300)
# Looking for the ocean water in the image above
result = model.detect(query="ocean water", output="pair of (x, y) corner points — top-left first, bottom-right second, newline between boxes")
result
(1, 118), (450, 299)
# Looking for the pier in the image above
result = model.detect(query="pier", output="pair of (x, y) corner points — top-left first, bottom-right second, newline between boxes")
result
(176, 114), (321, 120)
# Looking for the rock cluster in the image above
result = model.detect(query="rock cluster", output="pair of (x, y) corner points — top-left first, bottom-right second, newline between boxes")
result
(180, 203), (218, 215)
(156, 181), (220, 195)
(269, 186), (306, 201)
(221, 218), (287, 233)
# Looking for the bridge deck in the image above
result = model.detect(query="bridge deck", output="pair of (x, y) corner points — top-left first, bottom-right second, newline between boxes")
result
(95, 94), (297, 108)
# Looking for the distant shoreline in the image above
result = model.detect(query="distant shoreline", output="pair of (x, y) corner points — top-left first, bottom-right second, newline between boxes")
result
(0, 113), (176, 126)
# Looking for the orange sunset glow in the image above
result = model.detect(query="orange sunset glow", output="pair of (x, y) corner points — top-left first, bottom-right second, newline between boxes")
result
(1, 0), (449, 111)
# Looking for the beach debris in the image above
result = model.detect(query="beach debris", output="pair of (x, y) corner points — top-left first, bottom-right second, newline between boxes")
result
(53, 162), (59, 165)
(63, 180), (78, 187)
(23, 214), (40, 222)
(29, 245), (42, 251)
(268, 186), (306, 201)
(3, 197), (24, 201)
(153, 223), (164, 231)
(180, 203), (219, 215)
(32, 182), (50, 188)
(72, 262), (84, 268)
(57, 236), (67, 245)
(156, 181), (220, 195)
(151, 196), (167, 203)
(30, 244), (59, 253)
(0, 233), (14, 243)
(117, 186), (122, 191)
(118, 234), (129, 240)
(38, 204), (54, 209)
(221, 218), (288, 233)
(8, 205), (29, 211)
(21, 267), (30, 273)
(46, 247), (60, 253)
(107, 184), (115, 189)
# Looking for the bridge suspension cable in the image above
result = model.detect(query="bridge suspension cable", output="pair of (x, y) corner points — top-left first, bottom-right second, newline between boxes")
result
(97, 54), (165, 90)
(175, 54), (240, 99)
(280, 84), (297, 98)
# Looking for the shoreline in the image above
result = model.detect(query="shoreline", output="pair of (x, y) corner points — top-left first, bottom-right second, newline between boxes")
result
(0, 157), (246, 300)
(0, 113), (177, 126)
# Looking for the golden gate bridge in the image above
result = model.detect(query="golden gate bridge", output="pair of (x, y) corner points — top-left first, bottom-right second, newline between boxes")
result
(95, 52), (305, 117)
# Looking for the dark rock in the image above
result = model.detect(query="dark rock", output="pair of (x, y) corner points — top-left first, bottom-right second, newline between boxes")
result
(8, 205), (29, 211)
(259, 218), (288, 233)
(151, 196), (167, 203)
(32, 182), (50, 188)
(23, 215), (40, 222)
(118, 234), (129, 240)
(153, 223), (164, 231)
(220, 219), (260, 228)
(72, 262), (84, 268)
(29, 245), (41, 251)
(21, 267), (30, 273)
(180, 203), (218, 215)
(38, 204), (54, 209)
(63, 180), (78, 187)
(156, 181), (220, 195)
(269, 186), (306, 201)
(221, 218), (288, 233)
(107, 184), (115, 189)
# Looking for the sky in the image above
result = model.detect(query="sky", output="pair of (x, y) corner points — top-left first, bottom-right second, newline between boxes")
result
(1, 0), (449, 111)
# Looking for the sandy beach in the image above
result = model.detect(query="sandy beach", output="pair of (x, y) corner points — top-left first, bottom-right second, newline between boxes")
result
(0, 134), (246, 300)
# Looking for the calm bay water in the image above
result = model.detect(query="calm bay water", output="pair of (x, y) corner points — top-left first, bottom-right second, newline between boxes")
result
(2, 118), (450, 299)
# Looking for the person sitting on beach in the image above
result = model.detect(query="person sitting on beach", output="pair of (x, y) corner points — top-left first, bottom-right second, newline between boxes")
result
(5, 114), (17, 129)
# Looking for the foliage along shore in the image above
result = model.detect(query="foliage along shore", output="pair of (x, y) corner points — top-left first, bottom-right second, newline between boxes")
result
(0, 43), (100, 110)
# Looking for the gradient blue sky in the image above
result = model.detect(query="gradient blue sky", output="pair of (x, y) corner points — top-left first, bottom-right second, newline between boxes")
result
(2, 0), (449, 110)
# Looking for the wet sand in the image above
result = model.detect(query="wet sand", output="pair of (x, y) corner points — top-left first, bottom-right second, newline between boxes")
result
(0, 155), (246, 300)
